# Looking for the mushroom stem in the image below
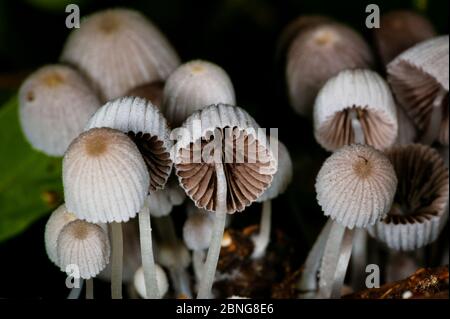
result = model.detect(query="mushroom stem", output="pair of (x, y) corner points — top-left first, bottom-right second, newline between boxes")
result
(350, 109), (365, 144)
(168, 267), (192, 298)
(138, 198), (160, 299)
(110, 222), (123, 299)
(86, 278), (94, 299)
(421, 88), (446, 144)
(193, 249), (206, 283)
(330, 228), (354, 298)
(252, 200), (272, 259)
(297, 218), (333, 295)
(67, 279), (84, 299)
(350, 228), (368, 290)
(197, 163), (228, 299)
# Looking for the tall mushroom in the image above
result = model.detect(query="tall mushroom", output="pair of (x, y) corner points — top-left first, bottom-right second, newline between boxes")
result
(86, 96), (173, 299)
(63, 127), (150, 298)
(174, 104), (277, 298)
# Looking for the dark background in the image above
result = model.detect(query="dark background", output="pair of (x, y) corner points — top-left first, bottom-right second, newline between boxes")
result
(0, 0), (448, 298)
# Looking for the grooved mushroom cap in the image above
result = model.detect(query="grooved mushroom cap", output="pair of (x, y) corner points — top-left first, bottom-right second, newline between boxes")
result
(314, 69), (398, 151)
(387, 35), (449, 145)
(368, 144), (449, 251)
(57, 220), (110, 279)
(316, 144), (398, 229)
(162, 60), (236, 128)
(374, 10), (436, 65)
(174, 104), (278, 213)
(183, 208), (214, 250)
(63, 127), (150, 223)
(134, 265), (168, 298)
(257, 140), (293, 202)
(286, 21), (373, 116)
(44, 204), (78, 266)
(86, 97), (173, 192)
(60, 8), (180, 101)
(19, 65), (100, 156)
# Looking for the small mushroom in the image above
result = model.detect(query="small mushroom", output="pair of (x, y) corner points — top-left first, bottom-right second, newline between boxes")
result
(60, 8), (180, 101)
(162, 60), (236, 128)
(134, 264), (169, 299)
(174, 104), (277, 298)
(286, 19), (373, 116)
(387, 35), (449, 145)
(63, 127), (150, 298)
(368, 144), (449, 251)
(314, 69), (398, 151)
(373, 10), (436, 65)
(18, 65), (100, 156)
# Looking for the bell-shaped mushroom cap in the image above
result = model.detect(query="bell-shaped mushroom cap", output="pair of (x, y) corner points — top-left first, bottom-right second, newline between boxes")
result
(57, 220), (110, 279)
(126, 81), (165, 108)
(63, 127), (150, 223)
(387, 35), (449, 145)
(155, 241), (191, 269)
(257, 140), (293, 202)
(44, 204), (78, 266)
(314, 69), (398, 151)
(374, 10), (436, 65)
(183, 208), (214, 251)
(147, 177), (186, 217)
(60, 8), (180, 101)
(316, 144), (398, 229)
(368, 144), (449, 251)
(86, 96), (173, 192)
(134, 264), (168, 298)
(18, 65), (100, 156)
(174, 104), (278, 213)
(286, 21), (373, 116)
(162, 60), (236, 128)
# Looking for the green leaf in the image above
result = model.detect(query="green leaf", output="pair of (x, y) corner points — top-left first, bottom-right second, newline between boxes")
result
(0, 96), (63, 242)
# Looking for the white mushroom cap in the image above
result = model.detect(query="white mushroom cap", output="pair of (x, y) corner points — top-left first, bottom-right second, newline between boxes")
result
(63, 127), (150, 223)
(147, 177), (186, 217)
(316, 144), (398, 229)
(134, 264), (168, 298)
(368, 144), (449, 251)
(61, 8), (180, 101)
(183, 208), (214, 251)
(314, 69), (398, 151)
(57, 220), (110, 279)
(44, 204), (78, 266)
(155, 241), (191, 269)
(286, 21), (373, 116)
(19, 65), (100, 156)
(86, 96), (173, 192)
(162, 60), (236, 127)
(257, 140), (293, 202)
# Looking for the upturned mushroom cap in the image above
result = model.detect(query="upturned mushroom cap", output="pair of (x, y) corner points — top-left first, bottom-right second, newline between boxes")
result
(63, 127), (150, 223)
(316, 144), (398, 229)
(57, 220), (110, 279)
(44, 204), (78, 266)
(286, 21), (373, 116)
(314, 69), (398, 151)
(134, 264), (168, 298)
(387, 35), (449, 145)
(19, 65), (100, 156)
(257, 140), (293, 202)
(174, 104), (278, 213)
(374, 10), (436, 65)
(60, 8), (180, 101)
(162, 60), (236, 127)
(183, 208), (214, 251)
(86, 96), (173, 192)
(368, 144), (449, 251)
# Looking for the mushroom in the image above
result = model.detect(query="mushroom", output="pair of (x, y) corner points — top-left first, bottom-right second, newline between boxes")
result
(286, 19), (373, 116)
(134, 264), (169, 299)
(60, 8), (180, 101)
(252, 139), (293, 259)
(63, 127), (150, 298)
(300, 144), (397, 298)
(387, 35), (449, 145)
(373, 10), (436, 65)
(314, 69), (398, 151)
(126, 81), (165, 108)
(18, 65), (100, 156)
(162, 60), (236, 128)
(174, 104), (277, 298)
(368, 144), (449, 251)
(86, 96), (173, 299)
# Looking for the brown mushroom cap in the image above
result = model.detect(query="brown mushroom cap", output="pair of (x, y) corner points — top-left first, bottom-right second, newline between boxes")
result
(126, 81), (165, 108)
(368, 144), (449, 251)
